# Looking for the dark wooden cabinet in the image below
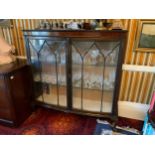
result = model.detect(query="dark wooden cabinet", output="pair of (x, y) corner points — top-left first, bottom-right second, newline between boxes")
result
(0, 59), (33, 126)
(23, 30), (127, 121)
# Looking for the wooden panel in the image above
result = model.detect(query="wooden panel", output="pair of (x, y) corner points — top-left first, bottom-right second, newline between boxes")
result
(9, 65), (33, 125)
(0, 75), (13, 121)
(0, 60), (33, 126)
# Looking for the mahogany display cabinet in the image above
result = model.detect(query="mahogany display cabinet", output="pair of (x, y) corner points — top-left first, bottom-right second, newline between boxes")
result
(23, 30), (127, 121)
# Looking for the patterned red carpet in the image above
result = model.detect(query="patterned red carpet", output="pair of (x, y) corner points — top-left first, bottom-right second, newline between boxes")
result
(0, 107), (143, 135)
(0, 108), (97, 135)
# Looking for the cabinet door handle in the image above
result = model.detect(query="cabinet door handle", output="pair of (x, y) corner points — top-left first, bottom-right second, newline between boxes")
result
(10, 75), (14, 80)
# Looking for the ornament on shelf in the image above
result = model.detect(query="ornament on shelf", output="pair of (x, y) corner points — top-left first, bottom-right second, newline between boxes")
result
(103, 19), (113, 30)
(112, 19), (123, 30)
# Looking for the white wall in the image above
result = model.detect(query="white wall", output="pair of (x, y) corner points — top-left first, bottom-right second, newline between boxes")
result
(118, 101), (149, 120)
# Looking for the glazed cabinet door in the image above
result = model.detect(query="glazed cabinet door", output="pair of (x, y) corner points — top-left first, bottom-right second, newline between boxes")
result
(27, 37), (68, 108)
(71, 39), (120, 114)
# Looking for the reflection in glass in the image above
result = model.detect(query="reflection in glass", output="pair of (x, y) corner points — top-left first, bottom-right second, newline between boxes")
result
(72, 41), (120, 113)
(29, 39), (67, 107)
(72, 45), (82, 109)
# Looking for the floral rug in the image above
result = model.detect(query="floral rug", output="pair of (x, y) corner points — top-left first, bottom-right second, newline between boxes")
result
(0, 107), (143, 135)
(0, 108), (96, 135)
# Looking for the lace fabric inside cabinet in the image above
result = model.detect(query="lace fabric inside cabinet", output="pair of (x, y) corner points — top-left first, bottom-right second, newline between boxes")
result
(23, 30), (127, 120)
(72, 41), (119, 113)
(29, 39), (67, 107)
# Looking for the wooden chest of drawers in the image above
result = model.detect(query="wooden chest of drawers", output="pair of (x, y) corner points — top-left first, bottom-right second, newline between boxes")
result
(0, 59), (33, 127)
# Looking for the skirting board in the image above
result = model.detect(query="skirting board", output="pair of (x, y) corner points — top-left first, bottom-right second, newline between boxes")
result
(118, 101), (149, 120)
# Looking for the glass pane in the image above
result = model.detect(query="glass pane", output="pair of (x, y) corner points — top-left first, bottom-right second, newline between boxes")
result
(57, 43), (67, 107)
(101, 44), (120, 112)
(83, 44), (104, 112)
(39, 42), (58, 105)
(72, 41), (94, 56)
(72, 45), (82, 109)
(72, 40), (120, 113)
(29, 39), (45, 52)
(29, 39), (67, 107)
(29, 40), (43, 101)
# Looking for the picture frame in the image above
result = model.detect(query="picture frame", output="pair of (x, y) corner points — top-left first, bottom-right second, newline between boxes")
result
(135, 20), (155, 52)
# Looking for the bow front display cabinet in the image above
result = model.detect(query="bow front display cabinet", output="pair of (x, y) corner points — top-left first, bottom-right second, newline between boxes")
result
(23, 30), (127, 120)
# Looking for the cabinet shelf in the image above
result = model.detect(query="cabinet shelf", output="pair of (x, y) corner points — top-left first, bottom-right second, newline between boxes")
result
(73, 64), (117, 67)
(36, 86), (113, 113)
(33, 73), (114, 91)
(32, 59), (117, 68)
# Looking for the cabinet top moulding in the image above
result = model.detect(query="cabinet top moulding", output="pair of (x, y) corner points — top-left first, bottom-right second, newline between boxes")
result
(23, 29), (128, 39)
